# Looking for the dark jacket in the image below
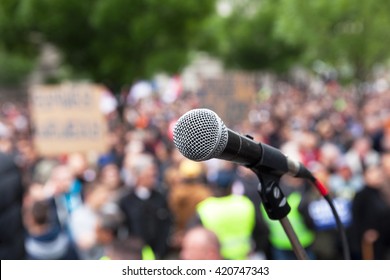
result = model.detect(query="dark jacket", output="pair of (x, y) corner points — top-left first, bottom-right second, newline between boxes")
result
(119, 189), (172, 259)
(350, 186), (390, 259)
(0, 152), (25, 259)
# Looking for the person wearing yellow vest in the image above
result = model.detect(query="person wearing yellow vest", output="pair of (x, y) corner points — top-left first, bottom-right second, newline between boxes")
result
(197, 194), (255, 260)
(261, 176), (316, 259)
(195, 163), (269, 260)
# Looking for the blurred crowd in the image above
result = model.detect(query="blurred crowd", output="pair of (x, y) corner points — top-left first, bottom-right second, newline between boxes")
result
(1, 76), (390, 260)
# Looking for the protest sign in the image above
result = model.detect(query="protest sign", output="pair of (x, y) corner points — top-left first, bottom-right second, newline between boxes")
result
(29, 83), (109, 156)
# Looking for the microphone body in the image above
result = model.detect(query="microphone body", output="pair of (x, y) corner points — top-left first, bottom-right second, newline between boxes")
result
(173, 108), (312, 179)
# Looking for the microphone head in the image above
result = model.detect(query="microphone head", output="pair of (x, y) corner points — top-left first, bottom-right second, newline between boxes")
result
(173, 108), (228, 161)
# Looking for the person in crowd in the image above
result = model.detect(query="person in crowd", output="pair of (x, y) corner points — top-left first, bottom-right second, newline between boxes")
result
(344, 137), (380, 175)
(97, 162), (128, 203)
(328, 159), (364, 200)
(69, 183), (110, 259)
(102, 236), (145, 260)
(118, 153), (172, 259)
(67, 152), (94, 200)
(45, 164), (82, 218)
(24, 199), (74, 260)
(95, 206), (124, 250)
(98, 163), (123, 191)
(218, 163), (271, 260)
(168, 159), (212, 252)
(350, 164), (389, 259)
(180, 226), (223, 260)
(0, 151), (25, 259)
(194, 163), (269, 260)
(23, 163), (81, 259)
(381, 152), (390, 202)
(96, 206), (156, 260)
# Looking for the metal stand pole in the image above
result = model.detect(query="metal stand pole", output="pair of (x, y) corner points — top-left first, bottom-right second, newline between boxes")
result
(280, 217), (309, 260)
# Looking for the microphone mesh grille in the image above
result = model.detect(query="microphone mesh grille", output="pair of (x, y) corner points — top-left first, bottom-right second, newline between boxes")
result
(173, 109), (228, 161)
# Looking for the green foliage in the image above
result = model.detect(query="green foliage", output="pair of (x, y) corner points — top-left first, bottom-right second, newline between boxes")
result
(213, 0), (390, 82)
(0, 0), (39, 85)
(2, 0), (390, 87)
(273, 0), (390, 81)
(214, 0), (302, 72)
(0, 50), (35, 85)
(21, 0), (216, 88)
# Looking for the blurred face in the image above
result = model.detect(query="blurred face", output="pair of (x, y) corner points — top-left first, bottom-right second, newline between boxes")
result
(51, 166), (74, 194)
(95, 224), (112, 245)
(68, 153), (88, 177)
(339, 166), (352, 179)
(100, 164), (121, 189)
(364, 166), (384, 188)
(137, 163), (157, 189)
(0, 138), (12, 153)
(355, 139), (370, 156)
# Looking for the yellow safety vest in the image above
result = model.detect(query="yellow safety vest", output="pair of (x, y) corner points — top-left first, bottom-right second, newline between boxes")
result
(197, 195), (255, 260)
(261, 192), (315, 249)
(141, 245), (156, 260)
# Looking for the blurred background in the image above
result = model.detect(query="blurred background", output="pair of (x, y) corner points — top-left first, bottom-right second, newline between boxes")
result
(1, 0), (390, 260)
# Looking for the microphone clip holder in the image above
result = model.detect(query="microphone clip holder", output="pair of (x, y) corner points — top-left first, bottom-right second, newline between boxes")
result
(249, 165), (309, 260)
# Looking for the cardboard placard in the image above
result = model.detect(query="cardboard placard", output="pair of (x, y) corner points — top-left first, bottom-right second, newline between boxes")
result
(29, 83), (109, 156)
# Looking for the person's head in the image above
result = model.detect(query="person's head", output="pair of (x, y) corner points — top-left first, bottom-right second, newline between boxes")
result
(131, 153), (157, 189)
(364, 165), (384, 189)
(336, 160), (353, 180)
(67, 152), (88, 178)
(214, 162), (236, 196)
(0, 139), (13, 154)
(178, 158), (204, 183)
(104, 236), (144, 260)
(49, 165), (74, 195)
(298, 131), (319, 152)
(353, 137), (372, 156)
(180, 226), (222, 260)
(33, 159), (59, 185)
(99, 163), (122, 190)
(319, 143), (342, 170)
(83, 183), (110, 210)
(31, 199), (51, 226)
(96, 205), (124, 245)
(23, 198), (52, 235)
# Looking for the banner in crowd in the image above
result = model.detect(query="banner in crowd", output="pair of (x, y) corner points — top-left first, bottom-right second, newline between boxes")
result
(198, 72), (258, 126)
(29, 83), (109, 156)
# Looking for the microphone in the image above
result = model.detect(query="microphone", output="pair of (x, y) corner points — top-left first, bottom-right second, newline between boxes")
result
(173, 108), (313, 179)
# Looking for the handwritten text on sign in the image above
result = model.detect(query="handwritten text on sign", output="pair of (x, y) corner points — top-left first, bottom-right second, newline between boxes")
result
(29, 83), (109, 156)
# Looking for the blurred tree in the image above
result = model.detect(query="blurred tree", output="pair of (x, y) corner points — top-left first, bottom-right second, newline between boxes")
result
(0, 0), (39, 86)
(211, 0), (303, 73)
(0, 51), (35, 86)
(3, 0), (390, 89)
(213, 0), (390, 84)
(273, 0), (390, 82)
(17, 0), (216, 89)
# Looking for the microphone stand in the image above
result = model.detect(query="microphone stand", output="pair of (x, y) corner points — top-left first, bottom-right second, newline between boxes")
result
(250, 169), (309, 260)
